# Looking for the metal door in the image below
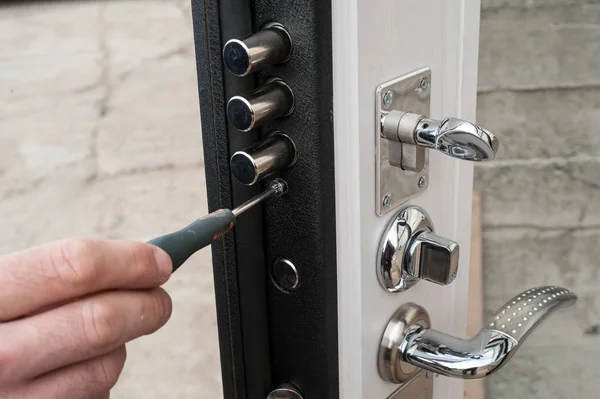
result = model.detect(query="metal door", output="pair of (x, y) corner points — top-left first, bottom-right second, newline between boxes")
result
(191, 0), (577, 398)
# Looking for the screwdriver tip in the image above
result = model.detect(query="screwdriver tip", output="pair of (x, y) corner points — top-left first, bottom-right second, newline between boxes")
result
(231, 179), (289, 218)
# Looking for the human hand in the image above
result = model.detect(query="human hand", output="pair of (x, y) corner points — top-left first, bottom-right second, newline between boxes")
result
(0, 238), (173, 399)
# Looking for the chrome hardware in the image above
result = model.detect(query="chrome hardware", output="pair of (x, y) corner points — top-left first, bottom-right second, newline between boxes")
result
(382, 113), (498, 162)
(230, 133), (296, 185)
(377, 206), (458, 292)
(378, 286), (577, 383)
(381, 110), (426, 171)
(227, 79), (294, 132)
(223, 23), (292, 77)
(375, 67), (500, 215)
(272, 258), (300, 292)
(379, 303), (431, 383)
(376, 68), (431, 215)
(267, 383), (304, 399)
(406, 232), (459, 285)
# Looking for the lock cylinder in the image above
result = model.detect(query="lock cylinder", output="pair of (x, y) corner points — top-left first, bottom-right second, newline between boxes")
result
(227, 79), (294, 132)
(223, 23), (292, 77)
(230, 133), (296, 185)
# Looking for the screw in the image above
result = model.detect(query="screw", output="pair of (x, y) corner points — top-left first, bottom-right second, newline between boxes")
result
(382, 91), (393, 109)
(420, 76), (430, 90)
(382, 193), (392, 208)
(426, 371), (432, 378)
(417, 176), (427, 189)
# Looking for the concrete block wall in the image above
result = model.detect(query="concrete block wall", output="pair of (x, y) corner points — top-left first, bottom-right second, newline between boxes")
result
(0, 1), (222, 397)
(476, 1), (600, 398)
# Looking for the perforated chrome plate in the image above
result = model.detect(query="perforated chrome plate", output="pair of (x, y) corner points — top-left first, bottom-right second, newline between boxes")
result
(376, 68), (431, 215)
(486, 286), (577, 341)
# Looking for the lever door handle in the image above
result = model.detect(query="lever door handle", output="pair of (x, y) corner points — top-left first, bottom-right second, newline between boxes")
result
(381, 111), (499, 163)
(378, 286), (577, 383)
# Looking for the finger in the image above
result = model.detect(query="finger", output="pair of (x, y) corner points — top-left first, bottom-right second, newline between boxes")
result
(0, 238), (172, 321)
(0, 289), (171, 383)
(7, 346), (126, 399)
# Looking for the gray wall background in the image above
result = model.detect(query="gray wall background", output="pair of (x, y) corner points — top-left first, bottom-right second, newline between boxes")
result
(0, 1), (222, 398)
(1, 0), (597, 398)
(476, 1), (600, 398)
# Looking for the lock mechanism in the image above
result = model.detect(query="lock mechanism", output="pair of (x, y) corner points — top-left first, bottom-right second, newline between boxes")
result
(230, 132), (296, 185)
(223, 22), (292, 77)
(376, 68), (499, 215)
(377, 206), (459, 293)
(227, 78), (294, 132)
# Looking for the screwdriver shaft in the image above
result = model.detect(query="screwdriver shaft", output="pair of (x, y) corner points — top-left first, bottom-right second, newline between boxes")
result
(149, 179), (288, 272)
(232, 178), (287, 217)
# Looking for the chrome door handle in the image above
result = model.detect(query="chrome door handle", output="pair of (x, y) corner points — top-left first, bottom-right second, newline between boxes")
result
(378, 286), (577, 383)
(381, 111), (499, 162)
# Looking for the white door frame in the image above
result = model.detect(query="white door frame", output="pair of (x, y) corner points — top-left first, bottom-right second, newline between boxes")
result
(332, 1), (481, 397)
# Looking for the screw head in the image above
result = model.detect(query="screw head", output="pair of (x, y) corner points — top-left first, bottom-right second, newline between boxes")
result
(419, 76), (430, 90)
(272, 258), (300, 292)
(382, 91), (393, 109)
(382, 193), (392, 208)
(417, 176), (427, 189)
(426, 371), (433, 378)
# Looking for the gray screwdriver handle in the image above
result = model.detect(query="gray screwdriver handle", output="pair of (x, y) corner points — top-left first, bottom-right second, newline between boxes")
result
(148, 209), (236, 272)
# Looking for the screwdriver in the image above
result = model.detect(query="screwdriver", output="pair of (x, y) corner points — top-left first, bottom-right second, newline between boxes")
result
(148, 178), (288, 272)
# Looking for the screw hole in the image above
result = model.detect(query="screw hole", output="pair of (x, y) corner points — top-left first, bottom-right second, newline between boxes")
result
(422, 123), (429, 129)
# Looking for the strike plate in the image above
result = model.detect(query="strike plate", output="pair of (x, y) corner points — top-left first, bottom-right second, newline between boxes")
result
(387, 370), (433, 399)
(376, 67), (431, 216)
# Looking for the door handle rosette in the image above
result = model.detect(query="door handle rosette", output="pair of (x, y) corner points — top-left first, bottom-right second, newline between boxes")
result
(378, 206), (459, 292)
(378, 286), (577, 383)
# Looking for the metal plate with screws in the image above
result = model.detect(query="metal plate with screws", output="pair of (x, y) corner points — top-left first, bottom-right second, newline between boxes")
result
(376, 68), (431, 215)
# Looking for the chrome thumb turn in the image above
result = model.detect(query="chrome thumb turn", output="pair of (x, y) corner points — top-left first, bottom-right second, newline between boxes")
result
(378, 206), (459, 293)
(378, 286), (577, 383)
(381, 111), (499, 162)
